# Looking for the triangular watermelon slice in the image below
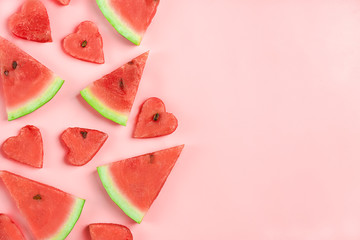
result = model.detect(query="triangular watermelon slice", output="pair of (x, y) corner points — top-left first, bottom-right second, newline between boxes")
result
(0, 171), (85, 240)
(96, 0), (160, 45)
(0, 37), (64, 120)
(89, 223), (133, 240)
(80, 52), (148, 126)
(97, 145), (184, 223)
(0, 214), (25, 240)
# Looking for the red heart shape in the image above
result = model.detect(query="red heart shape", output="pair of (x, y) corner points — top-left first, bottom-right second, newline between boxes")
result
(8, 0), (52, 42)
(133, 97), (178, 138)
(1, 125), (43, 168)
(63, 21), (104, 64)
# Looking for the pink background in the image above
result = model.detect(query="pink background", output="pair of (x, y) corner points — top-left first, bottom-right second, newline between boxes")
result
(2, 0), (360, 239)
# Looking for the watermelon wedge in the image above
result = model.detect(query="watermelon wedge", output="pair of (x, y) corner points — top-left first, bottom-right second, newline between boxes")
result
(2, 125), (43, 168)
(0, 37), (64, 120)
(0, 214), (25, 240)
(133, 97), (178, 138)
(97, 145), (184, 223)
(89, 223), (133, 240)
(60, 127), (108, 166)
(0, 171), (85, 240)
(9, 0), (52, 42)
(54, 0), (71, 5)
(80, 52), (148, 126)
(96, 0), (160, 45)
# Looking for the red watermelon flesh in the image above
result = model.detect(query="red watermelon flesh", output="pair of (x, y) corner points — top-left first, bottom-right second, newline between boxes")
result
(0, 37), (64, 120)
(9, 0), (52, 42)
(2, 125), (43, 168)
(96, 0), (160, 45)
(133, 97), (178, 138)
(0, 171), (85, 240)
(89, 223), (133, 240)
(54, 0), (71, 5)
(63, 21), (105, 64)
(0, 214), (25, 240)
(61, 127), (108, 166)
(80, 51), (149, 126)
(97, 145), (184, 223)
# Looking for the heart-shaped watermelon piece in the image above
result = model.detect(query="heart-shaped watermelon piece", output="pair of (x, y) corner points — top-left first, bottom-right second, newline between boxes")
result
(89, 223), (133, 240)
(60, 127), (108, 166)
(2, 125), (43, 168)
(0, 214), (25, 240)
(63, 21), (105, 64)
(133, 97), (178, 138)
(9, 0), (52, 42)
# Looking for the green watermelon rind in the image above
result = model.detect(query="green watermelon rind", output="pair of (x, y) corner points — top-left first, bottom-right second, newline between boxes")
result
(7, 77), (64, 121)
(95, 0), (142, 45)
(80, 87), (128, 126)
(97, 165), (145, 223)
(51, 198), (85, 240)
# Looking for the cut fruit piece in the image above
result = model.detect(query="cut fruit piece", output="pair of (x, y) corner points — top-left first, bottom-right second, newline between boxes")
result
(80, 51), (148, 126)
(89, 223), (133, 240)
(133, 97), (178, 138)
(63, 21), (105, 64)
(61, 127), (108, 166)
(0, 171), (85, 240)
(2, 125), (43, 168)
(0, 36), (64, 120)
(96, 0), (160, 45)
(9, 0), (52, 42)
(0, 214), (25, 240)
(97, 145), (184, 223)
(54, 0), (70, 5)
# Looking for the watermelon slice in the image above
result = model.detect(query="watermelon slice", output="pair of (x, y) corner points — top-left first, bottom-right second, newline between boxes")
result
(80, 52), (148, 126)
(0, 171), (85, 240)
(0, 214), (25, 240)
(9, 0), (52, 42)
(60, 127), (108, 166)
(133, 97), (178, 138)
(0, 36), (64, 120)
(97, 145), (184, 223)
(2, 125), (43, 168)
(89, 223), (133, 240)
(54, 0), (71, 5)
(96, 0), (160, 45)
(63, 21), (105, 64)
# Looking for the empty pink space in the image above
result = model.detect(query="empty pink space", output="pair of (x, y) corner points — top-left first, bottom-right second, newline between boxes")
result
(1, 0), (360, 239)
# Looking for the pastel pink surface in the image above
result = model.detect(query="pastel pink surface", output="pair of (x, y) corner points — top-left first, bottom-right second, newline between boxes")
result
(2, 0), (360, 239)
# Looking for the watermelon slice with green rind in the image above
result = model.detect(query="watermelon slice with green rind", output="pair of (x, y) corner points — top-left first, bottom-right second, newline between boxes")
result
(97, 145), (184, 223)
(96, 0), (160, 45)
(0, 37), (64, 120)
(80, 51), (148, 126)
(0, 171), (85, 240)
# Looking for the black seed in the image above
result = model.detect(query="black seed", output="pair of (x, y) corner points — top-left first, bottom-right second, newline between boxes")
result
(4, 70), (9, 76)
(33, 194), (42, 200)
(80, 131), (88, 139)
(12, 61), (17, 69)
(128, 60), (134, 65)
(149, 154), (155, 163)
(81, 40), (87, 48)
(119, 78), (124, 89)
(153, 113), (160, 121)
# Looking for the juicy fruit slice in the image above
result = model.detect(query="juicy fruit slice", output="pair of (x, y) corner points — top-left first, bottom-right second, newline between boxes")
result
(63, 21), (105, 64)
(96, 0), (160, 45)
(89, 223), (133, 240)
(0, 214), (25, 240)
(0, 37), (64, 120)
(61, 127), (108, 166)
(54, 0), (71, 5)
(134, 97), (178, 138)
(80, 52), (148, 126)
(2, 125), (43, 168)
(0, 171), (85, 240)
(97, 145), (184, 223)
(9, 0), (52, 42)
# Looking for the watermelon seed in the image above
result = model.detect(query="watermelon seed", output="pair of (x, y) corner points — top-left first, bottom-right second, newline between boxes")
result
(119, 79), (125, 89)
(153, 113), (160, 121)
(149, 154), (155, 163)
(33, 194), (42, 200)
(80, 131), (88, 139)
(81, 40), (87, 48)
(128, 60), (134, 65)
(12, 61), (17, 69)
(4, 70), (9, 76)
